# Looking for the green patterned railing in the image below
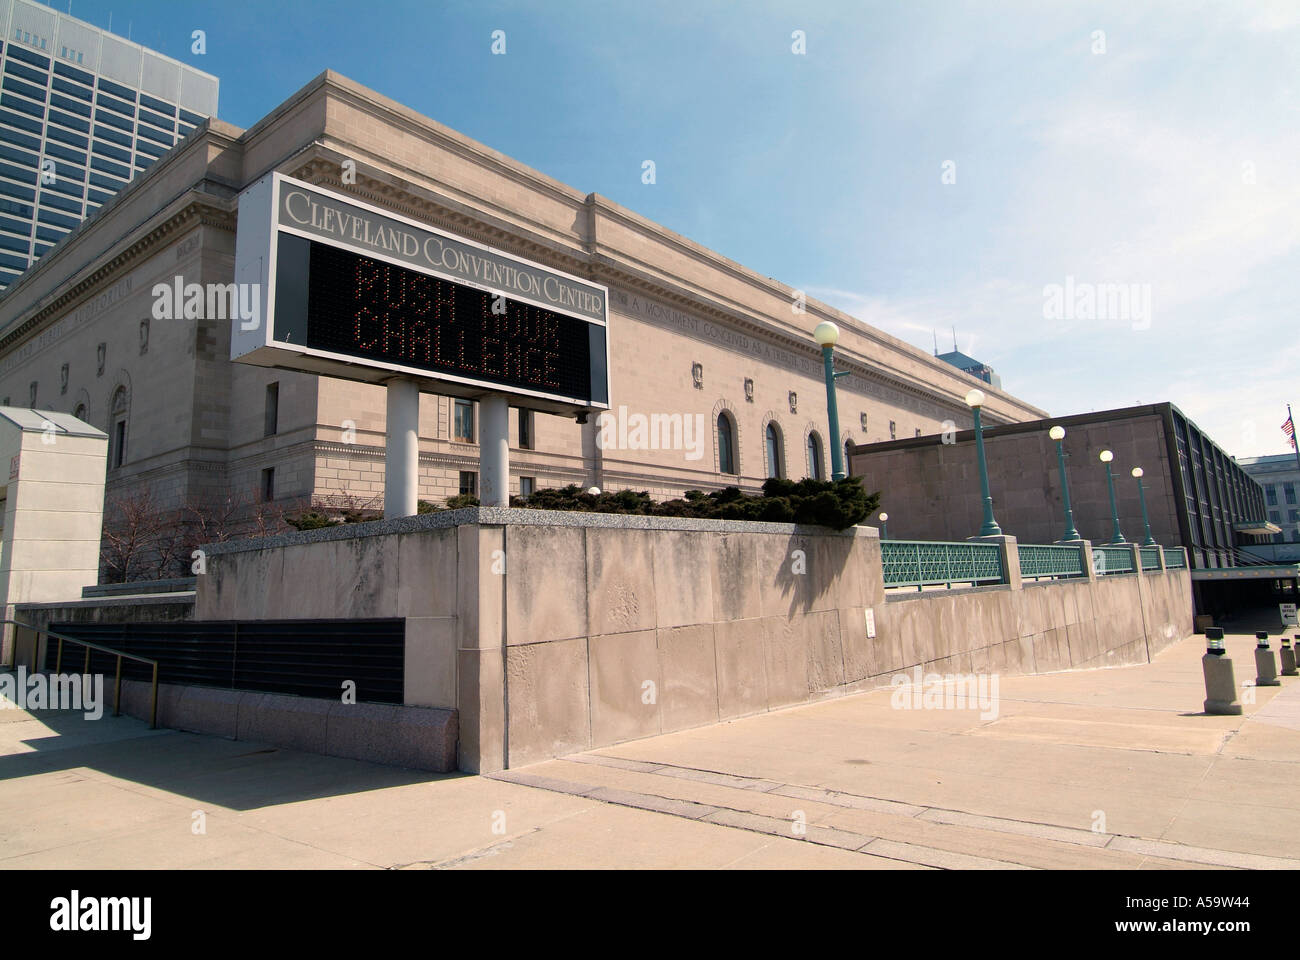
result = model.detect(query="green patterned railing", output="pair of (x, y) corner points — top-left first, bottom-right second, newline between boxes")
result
(1163, 547), (1187, 569)
(881, 540), (1004, 589)
(1140, 546), (1162, 571)
(1018, 543), (1085, 580)
(1094, 545), (1134, 576)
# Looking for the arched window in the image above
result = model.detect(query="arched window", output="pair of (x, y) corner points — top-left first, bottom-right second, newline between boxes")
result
(109, 386), (128, 469)
(73, 403), (86, 422)
(717, 412), (736, 475)
(807, 431), (824, 481)
(765, 423), (782, 479)
(844, 440), (854, 478)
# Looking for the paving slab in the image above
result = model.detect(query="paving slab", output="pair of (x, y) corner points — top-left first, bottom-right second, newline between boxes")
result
(1, 627), (1297, 869)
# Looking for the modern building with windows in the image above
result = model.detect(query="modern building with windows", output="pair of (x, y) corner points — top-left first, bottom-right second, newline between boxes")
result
(1239, 452), (1300, 562)
(0, 0), (217, 290)
(849, 402), (1288, 616)
(0, 70), (1045, 548)
(936, 348), (1001, 390)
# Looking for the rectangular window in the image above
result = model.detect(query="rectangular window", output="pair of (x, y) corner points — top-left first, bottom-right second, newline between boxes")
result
(1, 93), (44, 118)
(97, 78), (136, 102)
(48, 108), (88, 132)
(88, 171), (126, 191)
(261, 467), (275, 502)
(0, 142), (36, 166)
(52, 61), (93, 85)
(50, 77), (90, 101)
(0, 125), (41, 151)
(1286, 483), (1296, 505)
(93, 108), (131, 132)
(36, 207), (78, 229)
(134, 138), (166, 158)
(5, 61), (48, 85)
(45, 177), (84, 198)
(94, 123), (133, 147)
(459, 471), (477, 497)
(135, 124), (173, 146)
(139, 93), (175, 116)
(137, 109), (172, 132)
(112, 419), (126, 468)
(94, 91), (134, 117)
(1, 75), (46, 102)
(1267, 485), (1278, 506)
(45, 125), (86, 148)
(91, 139), (132, 164)
(7, 46), (50, 70)
(0, 106), (42, 132)
(889, 420), (896, 440)
(0, 159), (36, 183)
(39, 192), (80, 215)
(453, 399), (474, 442)
(264, 382), (279, 436)
(0, 180), (35, 203)
(518, 408), (533, 449)
(519, 476), (535, 498)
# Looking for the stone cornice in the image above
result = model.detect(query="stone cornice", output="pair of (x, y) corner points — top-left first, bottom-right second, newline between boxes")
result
(0, 195), (236, 355)
(286, 158), (1023, 426)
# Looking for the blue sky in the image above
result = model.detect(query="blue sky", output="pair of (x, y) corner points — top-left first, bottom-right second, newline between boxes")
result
(51, 0), (1300, 457)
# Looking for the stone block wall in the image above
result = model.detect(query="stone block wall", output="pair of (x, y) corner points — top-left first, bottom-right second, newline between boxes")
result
(193, 511), (1194, 774)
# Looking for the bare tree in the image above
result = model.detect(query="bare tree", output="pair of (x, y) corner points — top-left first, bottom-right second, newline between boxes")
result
(101, 487), (171, 583)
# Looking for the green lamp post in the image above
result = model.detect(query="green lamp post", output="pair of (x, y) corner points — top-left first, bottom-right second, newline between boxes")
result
(878, 511), (889, 540)
(1048, 425), (1080, 541)
(965, 389), (1001, 536)
(1099, 449), (1125, 544)
(1132, 466), (1156, 546)
(814, 320), (849, 481)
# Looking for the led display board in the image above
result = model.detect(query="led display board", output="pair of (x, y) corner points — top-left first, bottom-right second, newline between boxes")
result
(232, 173), (609, 414)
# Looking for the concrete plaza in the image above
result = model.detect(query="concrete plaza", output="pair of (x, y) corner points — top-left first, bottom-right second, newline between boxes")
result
(0, 624), (1296, 870)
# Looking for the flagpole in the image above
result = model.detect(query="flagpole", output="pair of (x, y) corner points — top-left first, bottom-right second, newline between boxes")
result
(1291, 404), (1300, 476)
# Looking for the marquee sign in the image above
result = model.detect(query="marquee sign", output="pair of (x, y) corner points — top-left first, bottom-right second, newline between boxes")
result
(232, 173), (609, 415)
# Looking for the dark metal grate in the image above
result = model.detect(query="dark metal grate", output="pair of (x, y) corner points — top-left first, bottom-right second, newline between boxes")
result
(46, 619), (405, 704)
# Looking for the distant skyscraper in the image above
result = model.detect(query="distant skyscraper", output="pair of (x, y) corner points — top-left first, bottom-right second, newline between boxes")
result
(0, 0), (218, 289)
(935, 348), (1002, 390)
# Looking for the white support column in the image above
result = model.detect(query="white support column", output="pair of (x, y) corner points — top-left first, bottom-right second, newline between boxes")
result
(480, 394), (510, 507)
(384, 378), (420, 519)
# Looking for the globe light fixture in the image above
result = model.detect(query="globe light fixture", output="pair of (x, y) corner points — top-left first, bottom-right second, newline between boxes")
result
(813, 321), (846, 479)
(812, 321), (840, 347)
(1131, 466), (1156, 546)
(964, 389), (1000, 536)
(1099, 449), (1124, 544)
(878, 511), (889, 540)
(1047, 425), (1079, 541)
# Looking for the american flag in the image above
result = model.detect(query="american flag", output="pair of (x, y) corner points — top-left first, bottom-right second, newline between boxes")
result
(1285, 416), (1296, 450)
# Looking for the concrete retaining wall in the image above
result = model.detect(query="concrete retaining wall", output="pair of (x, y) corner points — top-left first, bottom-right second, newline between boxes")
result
(876, 563), (1193, 681)
(190, 508), (1193, 773)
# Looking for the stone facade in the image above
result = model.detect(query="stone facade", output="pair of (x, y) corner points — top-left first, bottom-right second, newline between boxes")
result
(0, 70), (1046, 523)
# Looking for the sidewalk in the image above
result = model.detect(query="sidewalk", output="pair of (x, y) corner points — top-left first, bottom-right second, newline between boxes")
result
(1, 627), (1296, 869)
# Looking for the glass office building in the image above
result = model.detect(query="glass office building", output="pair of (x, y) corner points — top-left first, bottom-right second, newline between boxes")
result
(0, 0), (217, 290)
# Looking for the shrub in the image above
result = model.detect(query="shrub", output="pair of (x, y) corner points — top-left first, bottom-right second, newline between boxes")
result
(513, 477), (877, 531)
